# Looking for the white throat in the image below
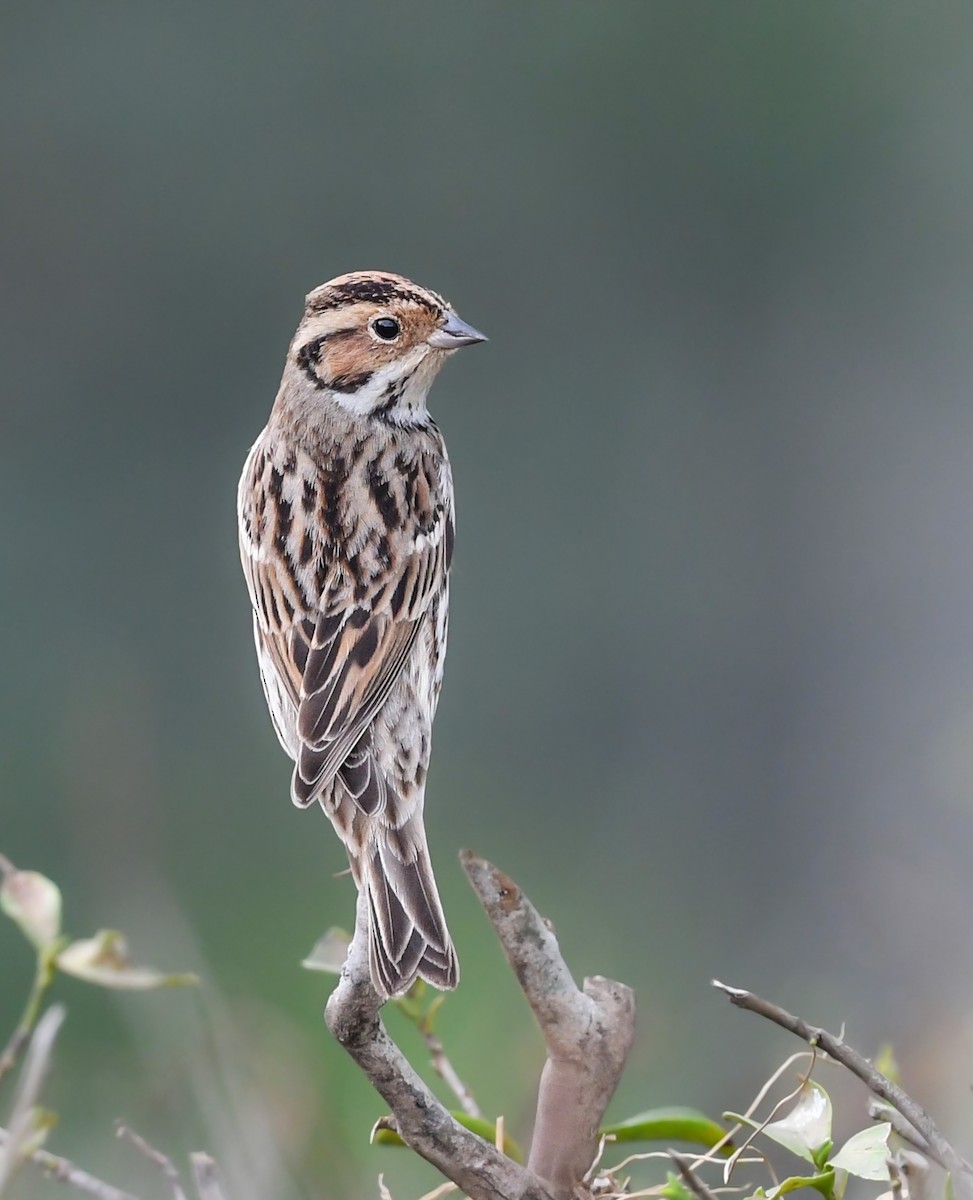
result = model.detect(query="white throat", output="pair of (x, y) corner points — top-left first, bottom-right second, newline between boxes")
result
(328, 349), (438, 425)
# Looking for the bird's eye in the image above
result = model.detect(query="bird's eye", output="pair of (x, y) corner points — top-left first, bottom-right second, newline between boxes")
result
(371, 317), (401, 341)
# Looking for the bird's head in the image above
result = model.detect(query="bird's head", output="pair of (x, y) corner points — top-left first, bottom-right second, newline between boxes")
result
(287, 270), (486, 423)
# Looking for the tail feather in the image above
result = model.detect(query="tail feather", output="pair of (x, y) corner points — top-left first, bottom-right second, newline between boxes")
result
(360, 834), (459, 998)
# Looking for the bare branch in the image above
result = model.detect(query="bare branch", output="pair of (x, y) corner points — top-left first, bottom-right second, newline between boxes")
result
(671, 1152), (720, 1200)
(0, 1005), (66, 1196)
(417, 1020), (481, 1119)
(461, 852), (636, 1200)
(190, 1153), (229, 1200)
(116, 1124), (188, 1200)
(0, 1029), (31, 1091)
(325, 889), (557, 1200)
(0, 1130), (143, 1200)
(712, 981), (973, 1200)
(0, 1009), (146, 1200)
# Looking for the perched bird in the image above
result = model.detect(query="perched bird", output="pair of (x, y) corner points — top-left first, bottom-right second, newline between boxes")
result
(238, 270), (486, 997)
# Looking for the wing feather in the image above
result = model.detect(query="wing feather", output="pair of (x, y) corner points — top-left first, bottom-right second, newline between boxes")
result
(239, 434), (453, 811)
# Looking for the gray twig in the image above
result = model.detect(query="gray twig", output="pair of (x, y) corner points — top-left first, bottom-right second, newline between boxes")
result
(0, 1130), (143, 1200)
(712, 981), (973, 1200)
(116, 1124), (188, 1200)
(0, 1005), (66, 1196)
(326, 887), (557, 1200)
(190, 1153), (229, 1200)
(461, 852), (636, 1200)
(419, 1023), (481, 1120)
(0, 1009), (144, 1200)
(671, 1151), (720, 1200)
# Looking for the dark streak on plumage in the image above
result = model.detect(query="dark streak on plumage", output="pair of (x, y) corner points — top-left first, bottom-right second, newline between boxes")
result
(330, 370), (374, 394)
(375, 376), (407, 419)
(309, 278), (438, 312)
(296, 338), (325, 388)
(350, 622), (380, 667)
(302, 478), (316, 514)
(367, 458), (402, 530)
(444, 515), (455, 569)
(296, 330), (359, 390)
(320, 465), (343, 542)
(274, 497), (293, 556)
(390, 572), (409, 618)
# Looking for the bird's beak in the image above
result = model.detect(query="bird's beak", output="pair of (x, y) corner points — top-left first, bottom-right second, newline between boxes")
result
(427, 311), (488, 349)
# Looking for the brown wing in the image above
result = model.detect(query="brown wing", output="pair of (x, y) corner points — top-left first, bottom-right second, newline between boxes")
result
(290, 608), (423, 806)
(291, 500), (452, 809)
(239, 434), (453, 810)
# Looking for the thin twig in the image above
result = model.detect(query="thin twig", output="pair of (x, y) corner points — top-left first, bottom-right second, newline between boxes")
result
(189, 1153), (229, 1200)
(116, 1124), (188, 1200)
(420, 1025), (481, 1119)
(671, 1153), (720, 1200)
(0, 1005), (66, 1196)
(0, 1130), (143, 1200)
(0, 1131), (143, 1200)
(0, 953), (58, 1086)
(712, 981), (973, 1198)
(724, 1049), (815, 1186)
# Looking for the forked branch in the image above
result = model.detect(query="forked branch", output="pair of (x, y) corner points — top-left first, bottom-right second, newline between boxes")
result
(461, 852), (636, 1196)
(325, 852), (636, 1200)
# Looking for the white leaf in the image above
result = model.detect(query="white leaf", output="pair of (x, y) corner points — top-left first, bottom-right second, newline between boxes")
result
(831, 1124), (892, 1181)
(1, 870), (62, 950)
(764, 1081), (833, 1161)
(302, 927), (352, 974)
(56, 930), (197, 990)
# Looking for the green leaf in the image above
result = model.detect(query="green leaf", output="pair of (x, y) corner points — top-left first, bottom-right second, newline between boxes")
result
(56, 931), (198, 990)
(18, 1107), (58, 1158)
(1, 870), (62, 950)
(373, 1113), (524, 1163)
(602, 1107), (730, 1152)
(767, 1169), (836, 1200)
(659, 1171), (695, 1200)
(301, 927), (351, 974)
(763, 1081), (833, 1163)
(830, 1124), (891, 1181)
(393, 978), (427, 1022)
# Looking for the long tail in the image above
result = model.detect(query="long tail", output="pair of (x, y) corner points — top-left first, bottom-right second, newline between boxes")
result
(357, 823), (459, 999)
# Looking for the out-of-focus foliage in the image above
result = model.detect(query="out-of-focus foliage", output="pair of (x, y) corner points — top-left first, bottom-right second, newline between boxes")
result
(5, 2), (973, 1196)
(0, 855), (195, 1196)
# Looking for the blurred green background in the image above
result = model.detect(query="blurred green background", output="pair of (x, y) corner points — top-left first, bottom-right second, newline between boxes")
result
(5, 3), (973, 1196)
